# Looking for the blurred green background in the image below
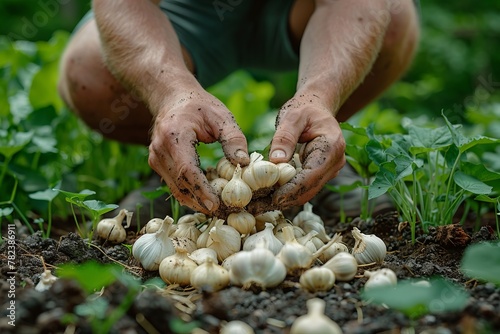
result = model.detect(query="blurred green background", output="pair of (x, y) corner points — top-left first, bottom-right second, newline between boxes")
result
(1, 0), (499, 224)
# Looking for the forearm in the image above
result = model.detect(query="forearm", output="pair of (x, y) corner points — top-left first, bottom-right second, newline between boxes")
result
(92, 0), (199, 114)
(297, 0), (391, 114)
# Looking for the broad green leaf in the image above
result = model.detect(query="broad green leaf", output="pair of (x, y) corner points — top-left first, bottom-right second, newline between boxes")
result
(57, 261), (121, 294)
(36, 31), (69, 63)
(408, 125), (452, 154)
(366, 139), (387, 166)
(453, 171), (492, 195)
(393, 155), (415, 182)
(461, 162), (500, 193)
(362, 277), (469, 319)
(340, 122), (368, 137)
(29, 61), (63, 111)
(29, 188), (58, 202)
(443, 113), (500, 153)
(56, 189), (96, 205)
(9, 163), (48, 193)
(82, 200), (118, 216)
(8, 90), (32, 124)
(474, 194), (498, 204)
(461, 242), (500, 285)
(369, 166), (396, 199)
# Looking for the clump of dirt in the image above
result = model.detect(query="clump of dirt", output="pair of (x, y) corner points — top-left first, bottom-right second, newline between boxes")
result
(1, 211), (499, 334)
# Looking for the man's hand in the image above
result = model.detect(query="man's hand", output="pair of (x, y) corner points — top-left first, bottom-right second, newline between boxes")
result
(269, 93), (346, 208)
(148, 90), (249, 215)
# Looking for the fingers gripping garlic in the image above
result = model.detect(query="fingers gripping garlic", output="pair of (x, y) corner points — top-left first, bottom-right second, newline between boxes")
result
(96, 209), (130, 243)
(132, 216), (175, 271)
(299, 267), (336, 292)
(221, 164), (252, 208)
(229, 245), (287, 289)
(206, 219), (241, 261)
(190, 258), (229, 292)
(242, 152), (280, 192)
(227, 211), (256, 235)
(290, 298), (342, 334)
(159, 248), (198, 286)
(243, 222), (283, 255)
(322, 252), (358, 282)
(351, 227), (387, 264)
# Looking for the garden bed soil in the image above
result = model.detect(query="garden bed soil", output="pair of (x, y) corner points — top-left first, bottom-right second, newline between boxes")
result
(1, 210), (499, 334)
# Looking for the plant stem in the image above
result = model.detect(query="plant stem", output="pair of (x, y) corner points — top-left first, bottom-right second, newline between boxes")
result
(441, 152), (462, 224)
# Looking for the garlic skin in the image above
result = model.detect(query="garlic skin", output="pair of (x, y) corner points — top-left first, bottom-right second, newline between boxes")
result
(290, 298), (342, 334)
(317, 241), (349, 263)
(96, 209), (129, 243)
(205, 166), (218, 181)
(243, 223), (283, 255)
(227, 211), (256, 235)
(196, 218), (217, 249)
(292, 202), (324, 226)
(322, 252), (358, 282)
(189, 248), (218, 265)
(274, 223), (305, 244)
(299, 267), (336, 292)
(190, 258), (229, 292)
(242, 152), (280, 191)
(206, 219), (241, 261)
(276, 162), (296, 186)
(364, 271), (396, 291)
(159, 248), (198, 286)
(255, 210), (286, 231)
(35, 270), (58, 292)
(220, 320), (255, 334)
(364, 268), (397, 285)
(132, 216), (175, 271)
(229, 246), (287, 289)
(216, 157), (236, 181)
(299, 220), (330, 243)
(171, 236), (197, 254)
(209, 177), (228, 197)
(139, 218), (163, 234)
(298, 231), (319, 253)
(221, 164), (252, 208)
(351, 227), (387, 264)
(276, 226), (314, 274)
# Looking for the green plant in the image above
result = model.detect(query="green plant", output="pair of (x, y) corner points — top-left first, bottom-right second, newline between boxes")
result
(28, 186), (59, 238)
(365, 113), (500, 242)
(461, 241), (500, 285)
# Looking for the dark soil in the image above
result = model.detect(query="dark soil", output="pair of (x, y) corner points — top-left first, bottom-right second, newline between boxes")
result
(1, 210), (499, 334)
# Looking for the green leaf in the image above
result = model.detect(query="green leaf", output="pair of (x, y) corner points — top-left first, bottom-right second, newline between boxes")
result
(0, 131), (33, 159)
(408, 125), (452, 154)
(453, 171), (492, 195)
(0, 207), (14, 217)
(366, 139), (388, 166)
(57, 261), (121, 294)
(340, 122), (368, 137)
(29, 61), (63, 111)
(82, 200), (118, 216)
(362, 277), (469, 319)
(461, 242), (500, 285)
(369, 166), (396, 199)
(56, 189), (96, 205)
(474, 194), (498, 204)
(29, 188), (58, 202)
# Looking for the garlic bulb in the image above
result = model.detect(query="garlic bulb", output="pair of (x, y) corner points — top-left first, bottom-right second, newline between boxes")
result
(221, 252), (238, 271)
(322, 252), (358, 282)
(171, 217), (201, 243)
(317, 240), (349, 263)
(178, 212), (206, 225)
(35, 270), (58, 292)
(139, 218), (163, 234)
(229, 245), (287, 289)
(299, 267), (336, 292)
(227, 211), (256, 235)
(274, 223), (305, 244)
(132, 216), (175, 271)
(276, 226), (314, 274)
(242, 152), (280, 191)
(243, 223), (283, 255)
(299, 219), (330, 243)
(216, 157), (236, 181)
(221, 164), (252, 208)
(351, 227), (387, 264)
(364, 268), (397, 285)
(221, 320), (255, 334)
(209, 177), (228, 197)
(292, 202), (324, 227)
(290, 298), (342, 334)
(255, 210), (286, 231)
(206, 219), (241, 261)
(159, 248), (198, 286)
(196, 218), (217, 249)
(172, 236), (197, 254)
(276, 162), (296, 186)
(298, 231), (319, 253)
(364, 271), (396, 291)
(190, 258), (229, 292)
(189, 248), (218, 265)
(96, 209), (129, 243)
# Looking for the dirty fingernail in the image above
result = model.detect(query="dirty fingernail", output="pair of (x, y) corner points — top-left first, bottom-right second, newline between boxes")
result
(271, 150), (286, 159)
(203, 199), (214, 211)
(235, 149), (247, 159)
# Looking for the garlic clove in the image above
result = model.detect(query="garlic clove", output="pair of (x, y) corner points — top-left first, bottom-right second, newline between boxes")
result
(206, 219), (241, 261)
(364, 268), (397, 285)
(190, 258), (229, 292)
(255, 210), (286, 231)
(242, 152), (280, 191)
(276, 162), (297, 186)
(220, 320), (255, 334)
(96, 209), (129, 243)
(243, 222), (283, 255)
(209, 177), (228, 197)
(216, 157), (236, 181)
(221, 164), (252, 208)
(351, 227), (387, 264)
(290, 298), (342, 334)
(276, 226), (314, 274)
(171, 236), (197, 254)
(139, 218), (163, 234)
(171, 217), (202, 243)
(299, 267), (336, 292)
(159, 248), (198, 286)
(322, 252), (358, 282)
(292, 202), (324, 227)
(274, 223), (305, 244)
(189, 247), (219, 265)
(227, 211), (256, 235)
(364, 271), (396, 291)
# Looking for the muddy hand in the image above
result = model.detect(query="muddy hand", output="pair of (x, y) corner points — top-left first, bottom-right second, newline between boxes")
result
(268, 94), (346, 209)
(148, 90), (249, 215)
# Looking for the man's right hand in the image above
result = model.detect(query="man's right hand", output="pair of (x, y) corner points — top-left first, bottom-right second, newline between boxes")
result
(148, 89), (250, 215)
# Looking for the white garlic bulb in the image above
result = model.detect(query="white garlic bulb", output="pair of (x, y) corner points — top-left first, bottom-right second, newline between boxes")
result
(206, 219), (241, 261)
(276, 162), (296, 186)
(364, 268), (397, 285)
(351, 227), (386, 264)
(221, 164), (252, 208)
(243, 222), (283, 255)
(299, 267), (336, 292)
(322, 252), (358, 282)
(276, 226), (314, 274)
(290, 298), (342, 334)
(292, 202), (324, 226)
(242, 152), (280, 191)
(159, 248), (198, 286)
(227, 211), (256, 235)
(216, 157), (236, 181)
(171, 236), (197, 254)
(220, 320), (255, 334)
(190, 258), (229, 292)
(364, 272), (396, 291)
(229, 245), (287, 289)
(139, 218), (163, 234)
(299, 219), (330, 243)
(209, 177), (228, 197)
(297, 231), (319, 253)
(255, 210), (286, 231)
(132, 216), (175, 271)
(188, 247), (218, 265)
(274, 223), (305, 244)
(96, 209), (130, 243)
(221, 252), (238, 271)
(35, 270), (58, 292)
(196, 218), (217, 249)
(171, 221), (201, 243)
